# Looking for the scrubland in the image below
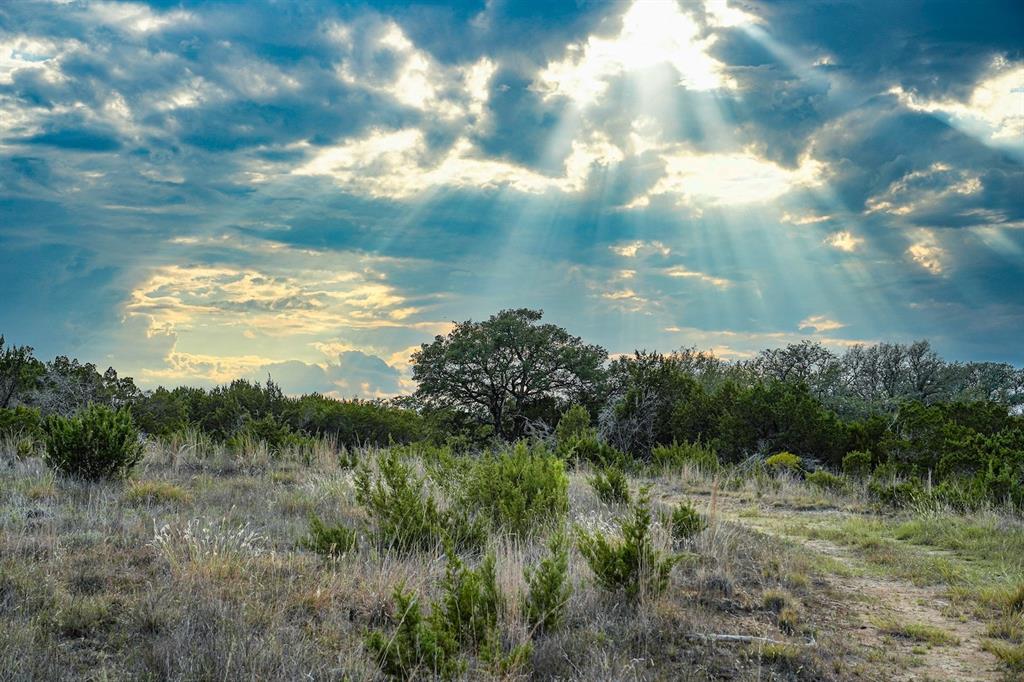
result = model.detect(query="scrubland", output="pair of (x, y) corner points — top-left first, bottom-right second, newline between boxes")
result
(3, 434), (1022, 681)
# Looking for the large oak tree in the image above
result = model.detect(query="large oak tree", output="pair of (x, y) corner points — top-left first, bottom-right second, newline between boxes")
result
(411, 309), (607, 439)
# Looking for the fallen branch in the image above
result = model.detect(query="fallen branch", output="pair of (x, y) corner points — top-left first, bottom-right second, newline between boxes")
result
(686, 633), (813, 647)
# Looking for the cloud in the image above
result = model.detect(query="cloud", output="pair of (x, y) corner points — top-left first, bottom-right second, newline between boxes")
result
(798, 315), (845, 333)
(293, 128), (624, 198)
(907, 232), (947, 275)
(824, 231), (863, 252)
(85, 2), (195, 35)
(627, 148), (823, 207)
(125, 260), (423, 338)
(663, 266), (732, 289)
(535, 0), (735, 107)
(255, 350), (404, 398)
(865, 162), (982, 217)
(662, 322), (865, 360)
(1, 0), (1024, 379)
(609, 240), (671, 258)
(890, 60), (1024, 153)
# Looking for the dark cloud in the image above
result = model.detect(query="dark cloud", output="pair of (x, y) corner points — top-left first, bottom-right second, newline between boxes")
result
(255, 351), (403, 397)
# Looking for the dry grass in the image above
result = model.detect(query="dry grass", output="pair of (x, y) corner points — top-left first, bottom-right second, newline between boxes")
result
(0, 440), (889, 680)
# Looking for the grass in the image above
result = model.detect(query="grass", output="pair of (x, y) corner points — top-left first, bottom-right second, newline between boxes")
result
(983, 640), (1024, 672)
(124, 479), (191, 505)
(873, 617), (960, 646)
(777, 512), (1024, 619)
(4, 439), (1023, 679)
(0, 440), (866, 681)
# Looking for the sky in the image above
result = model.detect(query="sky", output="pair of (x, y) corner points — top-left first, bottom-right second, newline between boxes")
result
(1, 0), (1022, 398)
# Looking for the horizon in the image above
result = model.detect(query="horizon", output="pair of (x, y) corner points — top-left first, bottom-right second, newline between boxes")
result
(2, 0), (1023, 398)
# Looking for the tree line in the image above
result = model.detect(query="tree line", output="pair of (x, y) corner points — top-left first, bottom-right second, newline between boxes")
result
(2, 309), (1023, 507)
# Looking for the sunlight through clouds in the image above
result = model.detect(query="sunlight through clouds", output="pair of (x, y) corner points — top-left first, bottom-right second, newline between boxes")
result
(628, 149), (824, 208)
(293, 131), (623, 197)
(891, 59), (1024, 154)
(535, 0), (735, 107)
(2, 0), (1022, 391)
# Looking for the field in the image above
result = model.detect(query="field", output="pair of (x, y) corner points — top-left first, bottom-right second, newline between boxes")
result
(3, 436), (1022, 681)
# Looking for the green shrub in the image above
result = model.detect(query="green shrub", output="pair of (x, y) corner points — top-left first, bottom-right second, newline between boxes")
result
(577, 488), (679, 601)
(667, 501), (706, 543)
(436, 552), (502, 650)
(651, 440), (719, 473)
(555, 404), (593, 449)
(304, 514), (358, 556)
(0, 406), (43, 438)
(868, 471), (927, 508)
(43, 405), (143, 480)
(842, 450), (873, 478)
(932, 477), (989, 511)
(461, 442), (569, 537)
(589, 466), (631, 504)
(366, 551), (529, 680)
(366, 585), (463, 680)
(286, 394), (425, 448)
(225, 415), (305, 454)
(805, 470), (845, 492)
(765, 451), (802, 473)
(522, 533), (571, 636)
(562, 433), (627, 468)
(355, 451), (485, 553)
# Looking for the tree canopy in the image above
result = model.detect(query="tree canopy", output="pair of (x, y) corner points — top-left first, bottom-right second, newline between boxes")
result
(411, 309), (608, 439)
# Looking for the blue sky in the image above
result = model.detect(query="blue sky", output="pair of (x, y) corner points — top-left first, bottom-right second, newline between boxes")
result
(1, 0), (1022, 397)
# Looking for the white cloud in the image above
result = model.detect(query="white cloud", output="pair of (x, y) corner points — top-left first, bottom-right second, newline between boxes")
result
(663, 266), (732, 288)
(662, 324), (866, 359)
(334, 20), (494, 121)
(0, 36), (72, 85)
(890, 59), (1024, 151)
(906, 230), (947, 275)
(824, 231), (864, 252)
(704, 0), (761, 28)
(798, 315), (845, 333)
(294, 129), (622, 198)
(535, 0), (735, 107)
(781, 212), (832, 225)
(609, 240), (671, 258)
(866, 162), (982, 216)
(87, 2), (194, 34)
(629, 148), (823, 207)
(126, 261), (418, 337)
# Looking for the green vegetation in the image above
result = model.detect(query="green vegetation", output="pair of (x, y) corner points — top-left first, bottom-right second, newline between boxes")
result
(805, 469), (845, 491)
(667, 500), (707, 543)
(304, 515), (358, 557)
(765, 451), (802, 473)
(354, 450), (485, 553)
(42, 405), (143, 480)
(459, 441), (569, 537)
(874, 618), (960, 646)
(588, 465), (631, 504)
(842, 449), (873, 478)
(651, 439), (719, 473)
(2, 314), (1024, 678)
(577, 489), (679, 600)
(522, 533), (572, 635)
(365, 585), (463, 680)
(366, 551), (530, 680)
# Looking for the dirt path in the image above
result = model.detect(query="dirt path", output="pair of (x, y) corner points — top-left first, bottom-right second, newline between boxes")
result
(660, 489), (1004, 681)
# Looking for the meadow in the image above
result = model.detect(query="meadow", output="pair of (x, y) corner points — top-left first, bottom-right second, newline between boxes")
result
(2, 430), (1022, 681)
